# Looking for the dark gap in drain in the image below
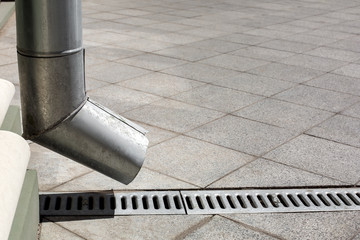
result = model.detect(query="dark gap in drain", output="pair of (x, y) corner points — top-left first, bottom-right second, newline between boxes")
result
(142, 196), (149, 210)
(327, 193), (340, 206)
(163, 195), (170, 209)
(196, 196), (204, 209)
(317, 194), (330, 206)
(153, 196), (160, 209)
(99, 196), (105, 210)
(55, 197), (61, 210)
(346, 193), (360, 205)
(206, 196), (215, 209)
(110, 196), (116, 210)
(185, 196), (193, 210)
(66, 197), (72, 210)
(216, 195), (225, 209)
(297, 194), (310, 207)
(356, 193), (360, 199)
(44, 196), (50, 210)
(237, 195), (247, 208)
(88, 197), (94, 210)
(337, 194), (351, 206)
(257, 195), (268, 208)
(132, 196), (138, 210)
(121, 196), (127, 210)
(227, 195), (236, 209)
(247, 195), (257, 208)
(77, 196), (83, 210)
(267, 195), (279, 208)
(307, 194), (320, 206)
(287, 194), (299, 207)
(277, 194), (289, 207)
(174, 196), (182, 209)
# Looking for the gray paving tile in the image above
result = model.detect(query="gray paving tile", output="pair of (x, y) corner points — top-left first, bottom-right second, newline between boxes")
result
(264, 134), (360, 183)
(287, 20), (331, 29)
(306, 73), (360, 96)
(85, 46), (141, 61)
(186, 39), (247, 53)
(119, 72), (204, 97)
(147, 22), (194, 31)
(114, 38), (176, 52)
(28, 144), (91, 191)
(329, 39), (360, 53)
(154, 45), (219, 61)
(187, 115), (297, 156)
(281, 33), (338, 45)
(179, 28), (228, 38)
(227, 212), (360, 240)
(146, 136), (254, 187)
(183, 216), (275, 240)
(200, 54), (269, 72)
(89, 85), (162, 113)
(244, 28), (291, 38)
(274, 85), (360, 112)
(162, 62), (239, 83)
(132, 122), (178, 147)
(212, 73), (295, 97)
(259, 39), (317, 53)
(265, 23), (310, 33)
(0, 63), (19, 84)
(249, 63), (324, 83)
(114, 17), (161, 26)
(234, 98), (333, 132)
(171, 84), (263, 112)
(85, 77), (110, 91)
(219, 33), (272, 45)
(87, 62), (150, 83)
(342, 102), (360, 118)
(58, 215), (209, 240)
(279, 54), (347, 72)
(305, 46), (360, 62)
(307, 114), (360, 148)
(118, 53), (187, 71)
(52, 167), (196, 191)
(149, 32), (204, 44)
(231, 46), (295, 61)
(305, 29), (356, 40)
(87, 12), (127, 21)
(124, 99), (224, 133)
(41, 222), (84, 240)
(333, 63), (360, 78)
(85, 31), (135, 44)
(210, 158), (344, 188)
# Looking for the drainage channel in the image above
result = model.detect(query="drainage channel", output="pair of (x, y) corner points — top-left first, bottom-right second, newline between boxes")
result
(40, 188), (360, 216)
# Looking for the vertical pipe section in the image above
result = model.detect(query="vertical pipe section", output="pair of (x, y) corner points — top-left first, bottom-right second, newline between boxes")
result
(16, 0), (148, 184)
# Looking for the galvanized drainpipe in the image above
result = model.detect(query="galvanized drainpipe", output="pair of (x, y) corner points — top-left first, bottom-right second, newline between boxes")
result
(15, 0), (148, 184)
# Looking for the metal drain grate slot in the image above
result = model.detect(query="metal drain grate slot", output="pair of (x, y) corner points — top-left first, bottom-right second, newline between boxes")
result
(181, 188), (360, 214)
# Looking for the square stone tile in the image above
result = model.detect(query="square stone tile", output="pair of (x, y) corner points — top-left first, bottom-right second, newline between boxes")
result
(264, 134), (360, 183)
(119, 72), (204, 97)
(244, 28), (292, 38)
(132, 122), (178, 147)
(304, 47), (360, 62)
(219, 33), (272, 45)
(307, 114), (360, 148)
(114, 17), (161, 26)
(162, 62), (239, 83)
(342, 102), (360, 118)
(306, 73), (360, 96)
(171, 84), (263, 112)
(231, 46), (295, 61)
(85, 77), (110, 91)
(249, 63), (324, 83)
(85, 46), (141, 61)
(200, 54), (269, 72)
(265, 23), (309, 34)
(179, 28), (228, 38)
(183, 216), (275, 240)
(279, 54), (347, 72)
(154, 45), (220, 61)
(333, 63), (360, 78)
(227, 212), (360, 240)
(210, 158), (344, 188)
(87, 62), (150, 83)
(57, 215), (209, 240)
(41, 222), (83, 240)
(259, 39), (317, 53)
(234, 98), (333, 132)
(187, 115), (297, 156)
(118, 53), (187, 71)
(328, 39), (360, 53)
(288, 20), (330, 29)
(87, 12), (127, 20)
(124, 99), (224, 133)
(212, 73), (295, 97)
(186, 39), (247, 53)
(52, 167), (196, 191)
(305, 29), (356, 40)
(149, 32), (204, 44)
(274, 85), (360, 112)
(145, 136), (254, 187)
(89, 85), (162, 113)
(86, 32), (135, 44)
(281, 34), (338, 45)
(28, 144), (92, 191)
(114, 38), (176, 52)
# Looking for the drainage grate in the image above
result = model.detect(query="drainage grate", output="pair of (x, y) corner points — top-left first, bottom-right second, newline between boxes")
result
(40, 188), (360, 216)
(182, 188), (360, 214)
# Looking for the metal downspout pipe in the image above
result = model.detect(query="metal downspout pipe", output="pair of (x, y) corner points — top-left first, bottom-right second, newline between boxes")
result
(15, 0), (148, 184)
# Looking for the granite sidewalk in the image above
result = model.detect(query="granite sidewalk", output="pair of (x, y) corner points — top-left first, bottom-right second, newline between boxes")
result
(1, 0), (360, 239)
